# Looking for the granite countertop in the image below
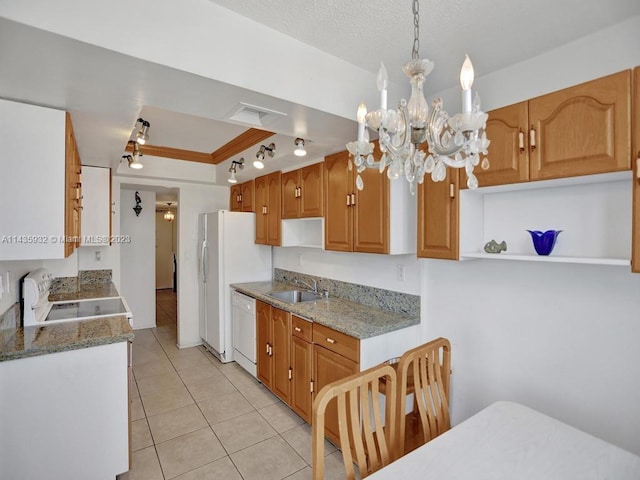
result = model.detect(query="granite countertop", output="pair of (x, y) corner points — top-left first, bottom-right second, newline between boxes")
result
(49, 282), (120, 302)
(231, 281), (420, 339)
(0, 315), (134, 362)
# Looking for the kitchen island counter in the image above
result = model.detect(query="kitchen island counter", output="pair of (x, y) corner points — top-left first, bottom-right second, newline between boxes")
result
(231, 281), (419, 340)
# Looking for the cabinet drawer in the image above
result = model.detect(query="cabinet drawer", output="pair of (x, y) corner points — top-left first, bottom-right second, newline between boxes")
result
(292, 315), (313, 342)
(313, 323), (359, 363)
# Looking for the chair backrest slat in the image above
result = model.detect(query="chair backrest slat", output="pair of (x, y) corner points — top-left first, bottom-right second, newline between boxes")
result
(397, 337), (451, 458)
(312, 364), (397, 479)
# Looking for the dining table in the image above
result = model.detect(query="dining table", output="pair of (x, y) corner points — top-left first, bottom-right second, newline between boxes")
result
(368, 400), (640, 479)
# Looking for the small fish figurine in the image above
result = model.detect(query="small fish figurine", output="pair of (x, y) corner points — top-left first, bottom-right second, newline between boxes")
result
(484, 239), (507, 254)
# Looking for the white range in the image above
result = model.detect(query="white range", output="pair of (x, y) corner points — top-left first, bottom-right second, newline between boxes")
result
(22, 268), (132, 326)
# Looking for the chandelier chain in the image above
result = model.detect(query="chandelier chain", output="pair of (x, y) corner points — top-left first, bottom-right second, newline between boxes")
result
(412, 0), (420, 59)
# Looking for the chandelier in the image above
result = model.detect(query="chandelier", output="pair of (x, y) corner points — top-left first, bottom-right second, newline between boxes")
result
(163, 202), (175, 222)
(346, 0), (490, 194)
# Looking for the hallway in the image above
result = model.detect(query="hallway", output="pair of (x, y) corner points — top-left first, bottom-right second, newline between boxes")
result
(118, 290), (346, 480)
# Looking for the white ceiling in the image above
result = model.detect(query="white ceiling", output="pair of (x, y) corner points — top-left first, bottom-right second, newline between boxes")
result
(1, 0), (639, 186)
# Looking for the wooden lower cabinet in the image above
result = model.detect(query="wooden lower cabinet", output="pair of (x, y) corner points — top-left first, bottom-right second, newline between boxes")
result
(256, 307), (361, 444)
(312, 344), (359, 445)
(291, 335), (313, 423)
(255, 300), (291, 404)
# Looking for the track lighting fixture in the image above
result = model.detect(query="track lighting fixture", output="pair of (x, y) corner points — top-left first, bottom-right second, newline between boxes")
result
(123, 141), (144, 169)
(254, 142), (275, 169)
(228, 158), (245, 183)
(135, 117), (150, 145)
(293, 138), (307, 157)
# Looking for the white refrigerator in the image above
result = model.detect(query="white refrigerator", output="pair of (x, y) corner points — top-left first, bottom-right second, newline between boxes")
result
(198, 211), (271, 362)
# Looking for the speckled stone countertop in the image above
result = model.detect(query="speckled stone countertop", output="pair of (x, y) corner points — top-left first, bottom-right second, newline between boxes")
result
(231, 281), (420, 339)
(0, 315), (134, 362)
(49, 282), (120, 302)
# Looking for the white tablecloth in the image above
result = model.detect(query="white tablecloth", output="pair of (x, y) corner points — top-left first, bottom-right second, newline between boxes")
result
(369, 401), (640, 479)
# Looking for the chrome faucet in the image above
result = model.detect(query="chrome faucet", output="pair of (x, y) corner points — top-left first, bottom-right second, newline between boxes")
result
(296, 278), (317, 293)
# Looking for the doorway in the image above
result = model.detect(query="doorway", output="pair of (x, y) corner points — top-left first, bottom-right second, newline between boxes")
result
(155, 193), (178, 328)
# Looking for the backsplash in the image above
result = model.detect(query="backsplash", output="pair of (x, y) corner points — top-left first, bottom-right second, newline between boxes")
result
(274, 268), (420, 317)
(51, 269), (112, 295)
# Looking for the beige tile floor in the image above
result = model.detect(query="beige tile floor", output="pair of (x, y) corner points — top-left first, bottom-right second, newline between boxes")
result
(117, 290), (348, 480)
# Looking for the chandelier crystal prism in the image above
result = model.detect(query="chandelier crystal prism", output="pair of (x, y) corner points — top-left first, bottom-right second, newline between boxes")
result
(346, 0), (490, 194)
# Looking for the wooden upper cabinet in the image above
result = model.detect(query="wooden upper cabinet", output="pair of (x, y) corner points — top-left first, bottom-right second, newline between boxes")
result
(324, 150), (390, 253)
(353, 164), (389, 253)
(231, 181), (254, 212)
(254, 175), (268, 244)
(417, 168), (459, 260)
(65, 112), (81, 258)
(281, 170), (300, 219)
(267, 171), (282, 245)
(300, 163), (324, 217)
(282, 163), (324, 219)
(324, 151), (353, 251)
(230, 184), (242, 211)
(529, 70), (631, 180)
(241, 180), (255, 212)
(632, 67), (640, 273)
(469, 102), (530, 188)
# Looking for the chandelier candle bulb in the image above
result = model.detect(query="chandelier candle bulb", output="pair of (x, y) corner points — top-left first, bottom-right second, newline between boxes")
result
(357, 103), (367, 142)
(377, 62), (389, 110)
(460, 55), (474, 114)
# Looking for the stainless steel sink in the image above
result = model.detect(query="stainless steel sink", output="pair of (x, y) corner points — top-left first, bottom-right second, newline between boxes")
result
(266, 289), (324, 304)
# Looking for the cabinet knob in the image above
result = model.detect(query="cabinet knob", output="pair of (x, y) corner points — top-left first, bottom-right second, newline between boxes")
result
(346, 194), (351, 206)
(350, 193), (356, 206)
(294, 326), (302, 332)
(326, 337), (336, 344)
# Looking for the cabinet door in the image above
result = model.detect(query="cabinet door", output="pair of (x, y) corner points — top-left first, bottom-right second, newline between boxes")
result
(81, 166), (111, 245)
(632, 67), (640, 273)
(417, 169), (459, 260)
(230, 184), (242, 212)
(468, 102), (529, 187)
(241, 180), (255, 212)
(271, 307), (291, 404)
(300, 163), (324, 218)
(281, 170), (300, 219)
(529, 70), (631, 180)
(354, 166), (389, 253)
(254, 175), (268, 244)
(291, 335), (313, 423)
(324, 151), (353, 251)
(256, 300), (272, 388)
(65, 113), (81, 257)
(267, 171), (282, 245)
(313, 345), (359, 446)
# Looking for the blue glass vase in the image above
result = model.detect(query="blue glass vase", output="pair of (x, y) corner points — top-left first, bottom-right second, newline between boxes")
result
(526, 229), (562, 255)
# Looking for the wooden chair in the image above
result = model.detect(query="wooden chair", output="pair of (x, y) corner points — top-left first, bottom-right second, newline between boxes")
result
(312, 364), (397, 480)
(396, 337), (451, 457)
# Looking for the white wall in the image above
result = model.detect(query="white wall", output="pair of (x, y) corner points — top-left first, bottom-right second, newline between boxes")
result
(120, 189), (156, 329)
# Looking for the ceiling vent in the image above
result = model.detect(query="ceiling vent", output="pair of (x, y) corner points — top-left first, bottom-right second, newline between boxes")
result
(226, 102), (287, 127)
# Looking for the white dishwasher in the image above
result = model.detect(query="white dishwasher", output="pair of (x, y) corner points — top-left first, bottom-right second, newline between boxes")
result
(232, 290), (257, 378)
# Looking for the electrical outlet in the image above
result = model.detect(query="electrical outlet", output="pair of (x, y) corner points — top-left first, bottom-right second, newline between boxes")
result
(95, 250), (101, 261)
(396, 264), (405, 282)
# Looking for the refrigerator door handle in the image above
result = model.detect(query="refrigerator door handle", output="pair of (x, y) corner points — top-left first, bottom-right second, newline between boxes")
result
(201, 241), (208, 282)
